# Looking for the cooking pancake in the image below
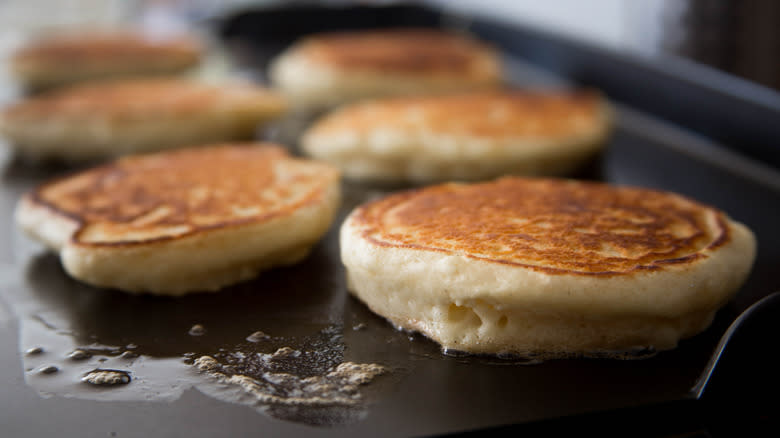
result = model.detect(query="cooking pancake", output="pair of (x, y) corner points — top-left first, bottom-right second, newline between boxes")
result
(269, 28), (502, 108)
(10, 30), (202, 91)
(0, 78), (287, 161)
(341, 177), (756, 357)
(302, 90), (611, 183)
(16, 143), (341, 295)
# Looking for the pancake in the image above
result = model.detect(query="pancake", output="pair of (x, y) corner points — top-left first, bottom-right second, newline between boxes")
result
(16, 143), (341, 295)
(10, 30), (202, 91)
(302, 90), (612, 183)
(0, 78), (287, 161)
(341, 177), (756, 357)
(269, 28), (502, 108)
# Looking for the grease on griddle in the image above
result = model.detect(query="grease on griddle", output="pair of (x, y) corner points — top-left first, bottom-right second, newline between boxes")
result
(192, 325), (387, 412)
(439, 346), (657, 363)
(188, 324), (206, 336)
(25, 346), (44, 355)
(67, 349), (91, 361)
(119, 351), (139, 360)
(268, 346), (300, 360)
(81, 369), (131, 386)
(246, 331), (270, 343)
(7, 245), (393, 426)
(194, 356), (385, 407)
(38, 365), (59, 374)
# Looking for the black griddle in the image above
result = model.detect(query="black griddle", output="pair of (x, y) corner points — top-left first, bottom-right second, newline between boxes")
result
(1, 4), (779, 437)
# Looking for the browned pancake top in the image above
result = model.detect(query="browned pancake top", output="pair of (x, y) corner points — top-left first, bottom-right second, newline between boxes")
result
(13, 31), (200, 67)
(310, 90), (606, 139)
(353, 178), (730, 275)
(299, 29), (499, 76)
(32, 144), (338, 246)
(2, 79), (284, 120)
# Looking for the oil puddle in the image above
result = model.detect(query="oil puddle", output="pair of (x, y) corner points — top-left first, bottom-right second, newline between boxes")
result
(190, 325), (388, 425)
(0, 248), (396, 426)
(81, 369), (132, 385)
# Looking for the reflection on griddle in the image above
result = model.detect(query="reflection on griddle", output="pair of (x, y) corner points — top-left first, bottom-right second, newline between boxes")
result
(3, 243), (400, 426)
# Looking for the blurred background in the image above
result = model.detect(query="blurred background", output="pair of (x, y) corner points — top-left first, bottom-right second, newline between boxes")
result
(1, 0), (777, 91)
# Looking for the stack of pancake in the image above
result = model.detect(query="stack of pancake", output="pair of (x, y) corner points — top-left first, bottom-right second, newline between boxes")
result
(3, 26), (755, 359)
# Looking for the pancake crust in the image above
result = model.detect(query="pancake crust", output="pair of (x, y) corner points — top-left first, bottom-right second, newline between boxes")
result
(0, 78), (287, 160)
(356, 178), (726, 274)
(341, 177), (756, 356)
(16, 144), (341, 294)
(302, 90), (611, 182)
(11, 30), (202, 90)
(269, 28), (502, 108)
(300, 29), (498, 74)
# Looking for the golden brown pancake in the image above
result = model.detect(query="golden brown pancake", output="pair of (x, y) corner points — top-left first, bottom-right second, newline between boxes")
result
(299, 29), (497, 74)
(0, 78), (287, 161)
(356, 178), (727, 274)
(269, 28), (502, 108)
(16, 144), (341, 295)
(341, 177), (756, 356)
(302, 90), (611, 182)
(11, 30), (202, 90)
(311, 90), (605, 139)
